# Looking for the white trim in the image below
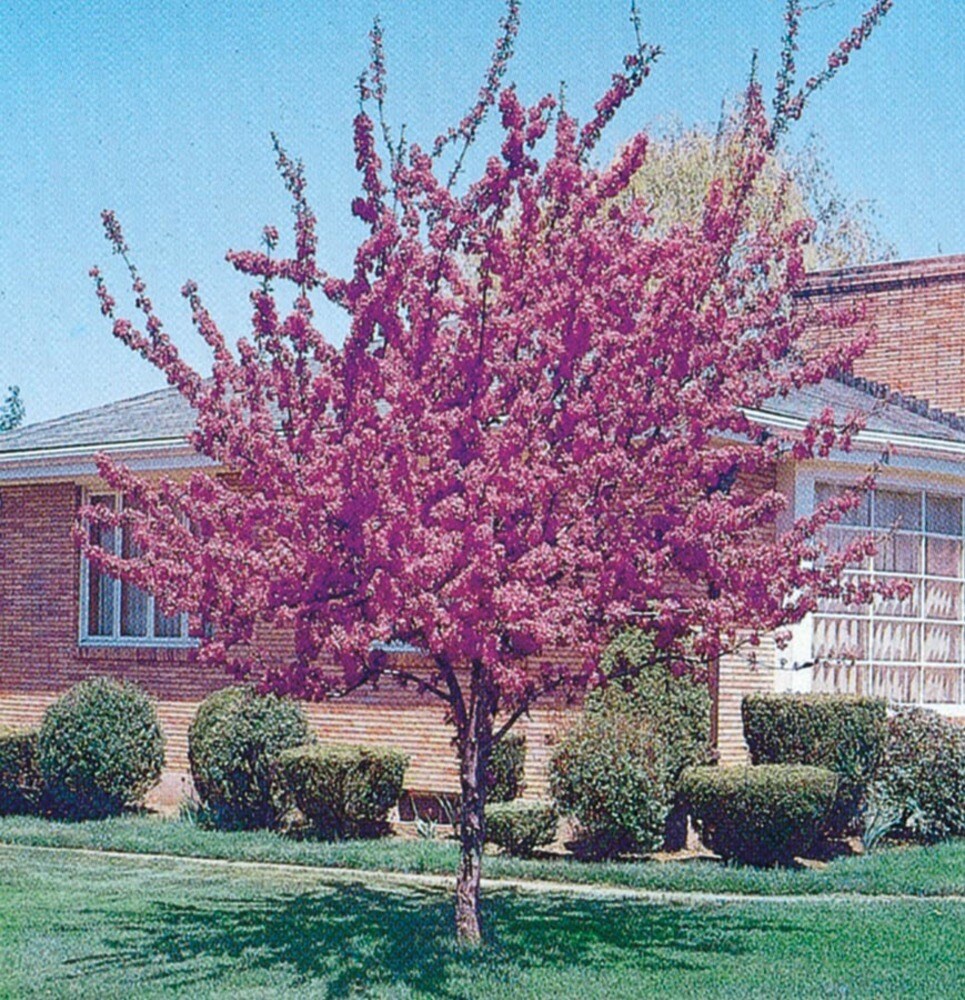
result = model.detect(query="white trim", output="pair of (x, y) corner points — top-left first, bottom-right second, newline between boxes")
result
(0, 447), (213, 483)
(78, 636), (198, 650)
(744, 406), (965, 458)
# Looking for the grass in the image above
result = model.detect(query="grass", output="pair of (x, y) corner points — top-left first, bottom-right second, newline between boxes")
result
(0, 843), (963, 998)
(0, 813), (963, 898)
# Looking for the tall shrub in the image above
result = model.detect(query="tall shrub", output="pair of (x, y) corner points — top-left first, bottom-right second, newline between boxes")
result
(37, 678), (164, 819)
(551, 710), (670, 858)
(188, 687), (311, 830)
(486, 733), (526, 803)
(742, 693), (886, 834)
(550, 632), (713, 857)
(870, 707), (965, 843)
(600, 629), (713, 780)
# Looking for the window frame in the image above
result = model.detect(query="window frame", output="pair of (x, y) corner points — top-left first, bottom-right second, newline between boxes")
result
(78, 490), (195, 649)
(810, 478), (965, 708)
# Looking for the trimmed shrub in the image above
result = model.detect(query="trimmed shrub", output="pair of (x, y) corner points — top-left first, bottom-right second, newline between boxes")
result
(550, 710), (671, 857)
(742, 693), (887, 835)
(487, 733), (526, 803)
(188, 687), (311, 830)
(0, 727), (41, 815)
(680, 764), (838, 866)
(37, 678), (164, 819)
(274, 743), (408, 839)
(549, 629), (713, 857)
(870, 707), (965, 843)
(485, 800), (557, 857)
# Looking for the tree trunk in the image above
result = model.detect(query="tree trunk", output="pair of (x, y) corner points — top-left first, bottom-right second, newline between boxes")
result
(454, 661), (495, 946)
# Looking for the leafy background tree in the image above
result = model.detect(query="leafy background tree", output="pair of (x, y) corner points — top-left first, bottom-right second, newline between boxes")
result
(0, 386), (24, 432)
(81, 0), (895, 943)
(627, 120), (895, 270)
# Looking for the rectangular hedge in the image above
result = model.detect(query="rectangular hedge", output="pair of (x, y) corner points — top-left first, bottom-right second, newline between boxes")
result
(742, 693), (887, 834)
(680, 764), (838, 866)
(274, 743), (408, 840)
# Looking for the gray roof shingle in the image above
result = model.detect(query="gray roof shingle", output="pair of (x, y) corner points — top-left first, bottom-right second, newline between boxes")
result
(3, 373), (965, 459)
(0, 386), (195, 454)
(757, 376), (965, 445)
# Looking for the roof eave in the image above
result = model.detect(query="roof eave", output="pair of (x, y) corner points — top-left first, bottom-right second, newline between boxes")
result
(0, 439), (213, 483)
(745, 407), (965, 458)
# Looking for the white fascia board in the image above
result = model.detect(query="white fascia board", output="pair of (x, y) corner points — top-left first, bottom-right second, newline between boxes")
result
(926, 704), (965, 719)
(0, 441), (214, 483)
(744, 407), (965, 460)
(794, 448), (965, 484)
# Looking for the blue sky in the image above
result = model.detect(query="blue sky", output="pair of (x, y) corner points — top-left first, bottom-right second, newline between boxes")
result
(1, 1), (962, 425)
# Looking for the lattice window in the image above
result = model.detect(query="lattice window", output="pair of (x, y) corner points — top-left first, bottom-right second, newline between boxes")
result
(812, 483), (965, 706)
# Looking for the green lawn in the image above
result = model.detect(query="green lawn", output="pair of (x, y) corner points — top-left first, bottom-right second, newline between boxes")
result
(1, 813), (963, 898)
(0, 844), (962, 998)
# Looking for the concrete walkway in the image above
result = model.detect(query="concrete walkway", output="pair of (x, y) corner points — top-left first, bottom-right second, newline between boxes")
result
(3, 841), (963, 905)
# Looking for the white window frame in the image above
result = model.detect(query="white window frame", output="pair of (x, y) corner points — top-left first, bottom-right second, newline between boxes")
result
(803, 470), (965, 714)
(78, 490), (195, 648)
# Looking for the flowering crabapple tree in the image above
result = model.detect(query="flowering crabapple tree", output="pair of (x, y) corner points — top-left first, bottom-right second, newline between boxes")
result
(82, 0), (894, 943)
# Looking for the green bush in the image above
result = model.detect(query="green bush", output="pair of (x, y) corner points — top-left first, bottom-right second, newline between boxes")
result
(37, 679), (164, 819)
(870, 707), (965, 843)
(485, 800), (557, 857)
(0, 727), (41, 815)
(274, 743), (408, 839)
(487, 733), (525, 803)
(742, 693), (887, 835)
(680, 764), (838, 866)
(549, 629), (713, 857)
(601, 630), (713, 781)
(188, 687), (311, 830)
(550, 711), (671, 858)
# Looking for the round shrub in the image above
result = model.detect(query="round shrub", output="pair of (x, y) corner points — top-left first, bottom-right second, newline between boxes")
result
(487, 733), (526, 803)
(274, 743), (408, 839)
(680, 764), (838, 866)
(37, 678), (164, 819)
(870, 707), (965, 843)
(550, 710), (671, 858)
(188, 687), (311, 830)
(485, 800), (557, 857)
(0, 727), (41, 815)
(742, 693), (887, 835)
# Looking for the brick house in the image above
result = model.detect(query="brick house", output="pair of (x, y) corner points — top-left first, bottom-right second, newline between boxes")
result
(1, 254), (963, 797)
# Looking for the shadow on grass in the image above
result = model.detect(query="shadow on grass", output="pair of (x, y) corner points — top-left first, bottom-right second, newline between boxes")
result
(61, 881), (799, 997)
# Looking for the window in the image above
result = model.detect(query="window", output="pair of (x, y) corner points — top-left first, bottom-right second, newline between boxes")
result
(812, 483), (965, 706)
(80, 494), (192, 646)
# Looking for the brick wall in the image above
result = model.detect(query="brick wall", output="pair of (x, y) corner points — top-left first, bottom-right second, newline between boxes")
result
(0, 480), (576, 798)
(714, 639), (778, 764)
(0, 452), (784, 794)
(798, 255), (965, 414)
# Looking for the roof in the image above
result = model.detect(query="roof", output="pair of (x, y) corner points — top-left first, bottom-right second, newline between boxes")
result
(0, 386), (196, 456)
(4, 368), (965, 469)
(797, 253), (965, 299)
(756, 373), (965, 446)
